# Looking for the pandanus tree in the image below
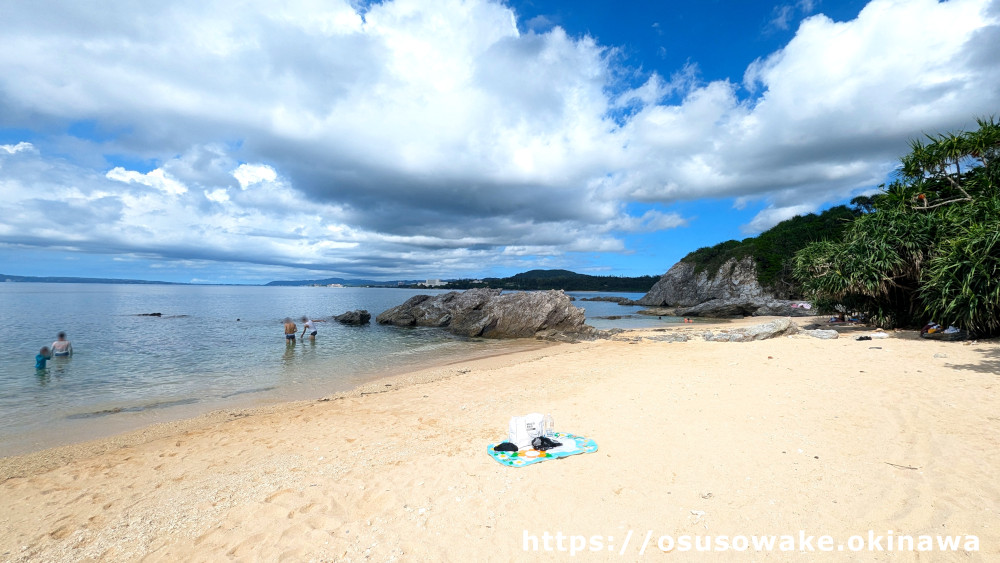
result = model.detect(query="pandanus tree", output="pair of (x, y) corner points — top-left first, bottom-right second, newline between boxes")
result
(794, 117), (1000, 335)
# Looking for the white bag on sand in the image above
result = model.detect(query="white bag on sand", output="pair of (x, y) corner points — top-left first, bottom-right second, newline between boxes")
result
(508, 413), (545, 449)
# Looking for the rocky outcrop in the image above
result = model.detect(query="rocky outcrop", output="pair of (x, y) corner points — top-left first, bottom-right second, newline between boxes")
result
(637, 256), (812, 318)
(801, 328), (839, 339)
(334, 310), (371, 325)
(638, 256), (764, 307)
(703, 318), (798, 342)
(671, 298), (809, 318)
(579, 296), (639, 305)
(376, 288), (592, 339)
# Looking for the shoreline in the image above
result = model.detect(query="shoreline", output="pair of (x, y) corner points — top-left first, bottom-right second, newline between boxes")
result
(0, 313), (980, 477)
(0, 337), (555, 480)
(2, 316), (997, 561)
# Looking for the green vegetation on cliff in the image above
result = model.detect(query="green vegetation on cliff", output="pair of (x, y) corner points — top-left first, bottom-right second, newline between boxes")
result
(679, 205), (859, 297)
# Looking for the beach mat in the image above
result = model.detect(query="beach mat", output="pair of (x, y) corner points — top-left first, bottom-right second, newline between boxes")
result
(487, 432), (598, 467)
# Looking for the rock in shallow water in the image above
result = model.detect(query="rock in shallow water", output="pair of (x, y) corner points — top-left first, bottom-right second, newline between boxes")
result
(375, 288), (592, 339)
(334, 310), (371, 325)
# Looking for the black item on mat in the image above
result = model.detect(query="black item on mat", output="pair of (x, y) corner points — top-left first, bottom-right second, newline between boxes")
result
(531, 436), (562, 451)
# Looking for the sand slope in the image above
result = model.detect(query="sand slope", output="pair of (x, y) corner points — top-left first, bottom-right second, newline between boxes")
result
(1, 318), (997, 561)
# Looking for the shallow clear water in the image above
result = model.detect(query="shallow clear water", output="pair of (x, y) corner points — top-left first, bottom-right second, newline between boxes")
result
(0, 284), (675, 456)
(566, 291), (683, 329)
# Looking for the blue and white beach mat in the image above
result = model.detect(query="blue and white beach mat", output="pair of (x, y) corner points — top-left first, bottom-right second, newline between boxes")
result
(487, 432), (598, 467)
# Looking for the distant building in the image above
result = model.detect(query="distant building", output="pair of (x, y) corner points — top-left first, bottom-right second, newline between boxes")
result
(422, 279), (446, 287)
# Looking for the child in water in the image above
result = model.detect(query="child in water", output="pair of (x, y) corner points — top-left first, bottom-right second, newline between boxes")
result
(35, 346), (52, 369)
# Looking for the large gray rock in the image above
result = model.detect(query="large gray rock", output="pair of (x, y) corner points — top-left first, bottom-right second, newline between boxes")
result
(674, 298), (813, 318)
(674, 299), (762, 318)
(703, 318), (798, 342)
(645, 333), (691, 343)
(334, 310), (371, 325)
(376, 288), (592, 339)
(638, 256), (813, 318)
(802, 329), (839, 339)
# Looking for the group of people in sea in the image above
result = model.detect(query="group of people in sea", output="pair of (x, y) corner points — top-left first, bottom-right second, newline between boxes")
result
(35, 331), (72, 369)
(36, 318), (327, 365)
(283, 316), (324, 344)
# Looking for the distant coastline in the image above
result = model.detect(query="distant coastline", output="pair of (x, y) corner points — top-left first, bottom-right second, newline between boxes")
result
(4, 269), (661, 293)
(270, 269), (659, 292)
(0, 274), (183, 285)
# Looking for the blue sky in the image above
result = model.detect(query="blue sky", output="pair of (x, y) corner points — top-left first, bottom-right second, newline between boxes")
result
(1, 0), (998, 284)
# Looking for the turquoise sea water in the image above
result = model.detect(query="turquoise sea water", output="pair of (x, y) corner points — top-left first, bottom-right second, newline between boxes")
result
(0, 284), (669, 456)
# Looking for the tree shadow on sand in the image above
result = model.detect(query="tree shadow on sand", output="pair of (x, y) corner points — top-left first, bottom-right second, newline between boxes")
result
(944, 343), (1000, 374)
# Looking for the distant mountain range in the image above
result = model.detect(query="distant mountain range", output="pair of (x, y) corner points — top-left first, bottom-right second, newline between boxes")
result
(441, 269), (660, 292)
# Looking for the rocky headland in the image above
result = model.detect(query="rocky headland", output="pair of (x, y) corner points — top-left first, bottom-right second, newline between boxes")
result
(637, 256), (813, 318)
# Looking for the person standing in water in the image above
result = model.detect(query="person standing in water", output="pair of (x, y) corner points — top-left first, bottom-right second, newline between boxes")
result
(283, 318), (298, 343)
(300, 316), (318, 341)
(51, 332), (73, 356)
(35, 346), (52, 369)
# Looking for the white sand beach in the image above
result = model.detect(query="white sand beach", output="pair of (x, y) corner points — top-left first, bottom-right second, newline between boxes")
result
(1, 317), (997, 561)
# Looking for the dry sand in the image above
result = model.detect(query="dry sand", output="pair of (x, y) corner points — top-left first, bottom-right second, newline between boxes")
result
(1, 316), (997, 561)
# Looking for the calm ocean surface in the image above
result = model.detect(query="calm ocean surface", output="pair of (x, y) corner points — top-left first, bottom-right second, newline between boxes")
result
(0, 284), (671, 456)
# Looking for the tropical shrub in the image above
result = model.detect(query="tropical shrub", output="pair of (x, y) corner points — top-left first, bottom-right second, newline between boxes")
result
(794, 117), (1000, 335)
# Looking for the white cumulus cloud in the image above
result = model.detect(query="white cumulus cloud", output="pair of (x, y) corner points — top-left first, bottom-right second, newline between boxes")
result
(0, 0), (997, 277)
